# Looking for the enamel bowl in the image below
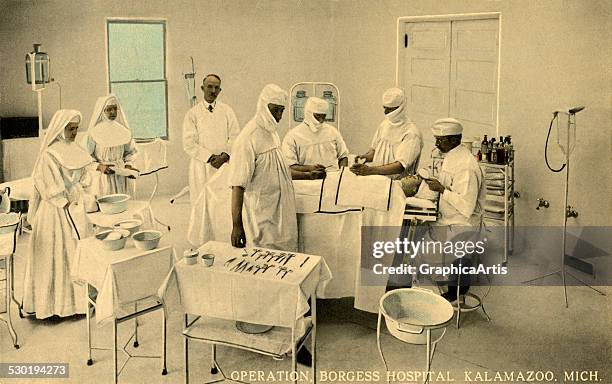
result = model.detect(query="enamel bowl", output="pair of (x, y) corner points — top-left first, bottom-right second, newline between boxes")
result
(95, 229), (130, 251)
(113, 218), (143, 235)
(132, 230), (162, 251)
(97, 194), (130, 215)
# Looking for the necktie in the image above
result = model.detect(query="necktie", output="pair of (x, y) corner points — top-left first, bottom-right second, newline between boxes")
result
(208, 105), (214, 113)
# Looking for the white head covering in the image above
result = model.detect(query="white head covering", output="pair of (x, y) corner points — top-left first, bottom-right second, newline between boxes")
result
(432, 118), (463, 136)
(254, 84), (288, 132)
(29, 110), (92, 222)
(303, 97), (328, 132)
(382, 87), (407, 125)
(87, 94), (132, 147)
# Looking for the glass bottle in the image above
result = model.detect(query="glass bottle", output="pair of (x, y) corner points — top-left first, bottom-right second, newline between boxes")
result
(293, 90), (307, 122)
(488, 138), (496, 162)
(472, 136), (481, 156)
(481, 135), (489, 162)
(322, 90), (336, 122)
(505, 135), (513, 164)
(25, 43), (50, 85)
(496, 139), (505, 164)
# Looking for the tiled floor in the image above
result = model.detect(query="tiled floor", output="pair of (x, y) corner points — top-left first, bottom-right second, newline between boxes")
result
(1, 195), (610, 383)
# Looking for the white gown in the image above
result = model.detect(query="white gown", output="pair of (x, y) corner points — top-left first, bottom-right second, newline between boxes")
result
(182, 101), (240, 205)
(281, 122), (349, 170)
(22, 149), (90, 319)
(86, 120), (137, 196)
(371, 119), (423, 178)
(229, 120), (298, 252)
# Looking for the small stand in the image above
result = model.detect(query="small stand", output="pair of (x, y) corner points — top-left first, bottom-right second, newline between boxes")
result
(523, 108), (606, 306)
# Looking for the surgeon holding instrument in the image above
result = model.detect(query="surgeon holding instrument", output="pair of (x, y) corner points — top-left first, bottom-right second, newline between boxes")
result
(351, 87), (422, 179)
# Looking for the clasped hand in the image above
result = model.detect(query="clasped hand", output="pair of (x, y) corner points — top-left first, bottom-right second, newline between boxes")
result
(209, 153), (229, 169)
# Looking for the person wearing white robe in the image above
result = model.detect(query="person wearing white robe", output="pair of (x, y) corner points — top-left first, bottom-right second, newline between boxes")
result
(351, 87), (423, 179)
(421, 118), (487, 300)
(85, 94), (138, 197)
(282, 97), (349, 180)
(229, 84), (313, 365)
(183, 74), (240, 205)
(229, 84), (297, 252)
(22, 110), (93, 319)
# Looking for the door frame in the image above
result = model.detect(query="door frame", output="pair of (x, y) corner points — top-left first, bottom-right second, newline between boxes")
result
(395, 12), (502, 136)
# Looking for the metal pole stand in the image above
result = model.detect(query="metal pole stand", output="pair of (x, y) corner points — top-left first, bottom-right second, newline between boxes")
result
(523, 109), (606, 306)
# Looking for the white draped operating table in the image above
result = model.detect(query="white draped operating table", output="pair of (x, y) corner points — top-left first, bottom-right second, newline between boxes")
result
(188, 167), (406, 313)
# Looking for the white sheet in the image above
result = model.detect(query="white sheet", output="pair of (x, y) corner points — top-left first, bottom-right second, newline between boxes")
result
(72, 237), (173, 324)
(159, 241), (332, 328)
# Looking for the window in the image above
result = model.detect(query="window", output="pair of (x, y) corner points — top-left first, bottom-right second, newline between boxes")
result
(107, 20), (168, 139)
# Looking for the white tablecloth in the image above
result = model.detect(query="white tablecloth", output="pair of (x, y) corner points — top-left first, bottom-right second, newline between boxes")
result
(86, 200), (155, 229)
(160, 241), (332, 328)
(187, 171), (405, 313)
(71, 237), (174, 324)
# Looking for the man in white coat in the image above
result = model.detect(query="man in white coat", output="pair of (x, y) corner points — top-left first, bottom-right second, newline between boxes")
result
(228, 84), (312, 366)
(183, 74), (240, 205)
(421, 118), (487, 300)
(229, 84), (297, 252)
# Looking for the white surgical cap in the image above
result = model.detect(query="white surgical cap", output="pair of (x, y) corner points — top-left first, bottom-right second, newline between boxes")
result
(432, 118), (463, 136)
(382, 87), (405, 108)
(69, 115), (81, 123)
(303, 97), (328, 132)
(305, 97), (328, 114)
(255, 84), (288, 132)
(260, 84), (288, 106)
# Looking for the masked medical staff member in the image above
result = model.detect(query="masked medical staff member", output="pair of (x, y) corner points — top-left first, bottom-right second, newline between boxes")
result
(422, 118), (487, 300)
(350, 87), (422, 179)
(229, 84), (312, 366)
(85, 94), (138, 196)
(282, 97), (349, 180)
(183, 74), (240, 205)
(22, 110), (93, 319)
(229, 84), (297, 252)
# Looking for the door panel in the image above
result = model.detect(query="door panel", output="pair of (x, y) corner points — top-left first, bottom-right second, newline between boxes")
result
(399, 17), (500, 152)
(401, 21), (451, 154)
(450, 18), (499, 141)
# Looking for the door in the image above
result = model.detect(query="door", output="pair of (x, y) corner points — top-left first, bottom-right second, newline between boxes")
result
(399, 16), (500, 156)
(401, 21), (452, 158)
(449, 18), (499, 141)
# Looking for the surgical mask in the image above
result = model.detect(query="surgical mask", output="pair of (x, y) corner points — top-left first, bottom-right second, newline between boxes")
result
(385, 102), (406, 125)
(304, 111), (323, 132)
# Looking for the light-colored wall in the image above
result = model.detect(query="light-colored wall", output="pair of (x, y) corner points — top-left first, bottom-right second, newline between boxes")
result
(1, 0), (610, 228)
(328, 0), (611, 227)
(0, 0), (335, 190)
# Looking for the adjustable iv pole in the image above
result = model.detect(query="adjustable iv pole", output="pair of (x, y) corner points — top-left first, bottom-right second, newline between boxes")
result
(523, 106), (606, 307)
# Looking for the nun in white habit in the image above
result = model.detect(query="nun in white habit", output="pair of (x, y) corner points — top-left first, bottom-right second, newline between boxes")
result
(229, 84), (298, 251)
(84, 94), (138, 196)
(22, 110), (92, 319)
(351, 87), (423, 179)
